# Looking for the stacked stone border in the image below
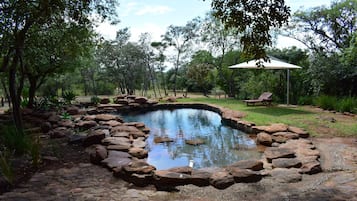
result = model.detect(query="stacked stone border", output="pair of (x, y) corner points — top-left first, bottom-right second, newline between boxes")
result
(28, 96), (322, 190)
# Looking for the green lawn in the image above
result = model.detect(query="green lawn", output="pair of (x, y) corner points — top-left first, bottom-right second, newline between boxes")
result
(177, 97), (357, 137)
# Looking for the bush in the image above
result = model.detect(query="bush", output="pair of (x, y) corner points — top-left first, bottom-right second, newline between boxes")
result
(0, 125), (30, 156)
(336, 97), (357, 113)
(0, 148), (14, 184)
(313, 95), (337, 111)
(298, 96), (314, 105)
(90, 96), (100, 105)
(62, 91), (76, 104)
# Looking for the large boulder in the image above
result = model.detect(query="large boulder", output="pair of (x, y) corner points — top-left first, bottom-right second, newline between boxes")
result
(256, 132), (273, 146)
(209, 171), (235, 189)
(228, 160), (264, 171)
(100, 98), (110, 104)
(89, 144), (108, 164)
(264, 147), (296, 162)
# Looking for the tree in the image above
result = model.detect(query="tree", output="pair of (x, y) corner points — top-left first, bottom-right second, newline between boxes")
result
(287, 0), (357, 53)
(0, 0), (118, 130)
(151, 42), (168, 96)
(200, 12), (241, 96)
(286, 0), (357, 96)
(210, 0), (290, 60)
(186, 50), (215, 96)
(162, 19), (200, 96)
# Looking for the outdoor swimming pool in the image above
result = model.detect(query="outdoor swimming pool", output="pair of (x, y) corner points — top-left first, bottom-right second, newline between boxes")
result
(120, 108), (261, 170)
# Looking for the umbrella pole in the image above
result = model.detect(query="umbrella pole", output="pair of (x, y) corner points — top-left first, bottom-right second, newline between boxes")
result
(287, 69), (290, 105)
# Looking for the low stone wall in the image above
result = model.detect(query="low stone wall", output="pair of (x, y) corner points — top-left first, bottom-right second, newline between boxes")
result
(32, 96), (321, 190)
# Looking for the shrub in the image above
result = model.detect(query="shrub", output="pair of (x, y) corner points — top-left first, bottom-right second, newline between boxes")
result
(0, 125), (30, 156)
(0, 148), (14, 184)
(298, 96), (314, 105)
(90, 96), (100, 105)
(336, 97), (357, 113)
(313, 95), (337, 111)
(62, 91), (76, 104)
(28, 136), (41, 168)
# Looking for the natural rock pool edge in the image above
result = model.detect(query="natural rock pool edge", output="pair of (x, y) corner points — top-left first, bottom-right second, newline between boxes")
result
(43, 97), (322, 190)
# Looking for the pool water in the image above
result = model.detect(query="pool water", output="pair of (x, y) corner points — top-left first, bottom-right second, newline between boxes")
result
(120, 109), (261, 170)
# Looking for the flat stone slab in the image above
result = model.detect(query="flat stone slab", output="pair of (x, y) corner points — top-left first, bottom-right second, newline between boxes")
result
(154, 170), (192, 187)
(226, 167), (263, 183)
(272, 158), (302, 168)
(254, 123), (288, 133)
(272, 132), (299, 143)
(185, 139), (205, 146)
(132, 138), (146, 148)
(111, 125), (141, 133)
(154, 136), (174, 143)
(102, 137), (131, 146)
(95, 114), (119, 122)
(101, 156), (132, 169)
(228, 160), (264, 171)
(264, 147), (296, 162)
(288, 126), (309, 138)
(123, 160), (156, 174)
(270, 168), (302, 183)
(209, 171), (235, 189)
(107, 144), (131, 152)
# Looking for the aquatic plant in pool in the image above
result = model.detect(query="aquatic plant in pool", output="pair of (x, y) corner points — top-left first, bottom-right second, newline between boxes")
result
(120, 109), (261, 170)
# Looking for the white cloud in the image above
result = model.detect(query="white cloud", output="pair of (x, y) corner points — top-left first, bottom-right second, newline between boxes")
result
(129, 23), (166, 42)
(95, 21), (117, 40)
(135, 5), (173, 16)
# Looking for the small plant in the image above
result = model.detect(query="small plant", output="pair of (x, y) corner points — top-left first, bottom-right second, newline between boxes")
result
(0, 125), (30, 156)
(28, 136), (41, 168)
(0, 148), (14, 184)
(60, 111), (72, 120)
(90, 96), (100, 105)
(62, 91), (76, 104)
(20, 98), (29, 108)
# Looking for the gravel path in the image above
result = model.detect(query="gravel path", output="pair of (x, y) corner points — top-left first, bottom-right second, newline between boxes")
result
(1, 137), (356, 201)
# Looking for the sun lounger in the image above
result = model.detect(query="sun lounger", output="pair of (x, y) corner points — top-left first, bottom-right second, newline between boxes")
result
(243, 92), (272, 106)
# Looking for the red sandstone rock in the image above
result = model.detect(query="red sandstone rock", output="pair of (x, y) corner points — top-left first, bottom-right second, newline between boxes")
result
(257, 132), (273, 146)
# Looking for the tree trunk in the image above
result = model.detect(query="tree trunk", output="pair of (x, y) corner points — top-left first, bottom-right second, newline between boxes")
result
(9, 65), (23, 130)
(27, 77), (37, 108)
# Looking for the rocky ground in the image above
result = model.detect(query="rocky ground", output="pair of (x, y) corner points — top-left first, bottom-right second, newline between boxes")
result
(0, 97), (356, 201)
(0, 137), (356, 201)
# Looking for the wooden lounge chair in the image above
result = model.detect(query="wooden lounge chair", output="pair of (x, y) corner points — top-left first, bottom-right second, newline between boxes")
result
(243, 92), (272, 106)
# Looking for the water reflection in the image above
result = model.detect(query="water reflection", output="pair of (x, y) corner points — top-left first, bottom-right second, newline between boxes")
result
(121, 109), (261, 170)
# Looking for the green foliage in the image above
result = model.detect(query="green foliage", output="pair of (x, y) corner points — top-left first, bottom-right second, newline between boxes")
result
(211, 0), (290, 59)
(62, 91), (76, 104)
(28, 136), (41, 168)
(0, 125), (30, 156)
(90, 96), (101, 105)
(313, 95), (338, 111)
(298, 96), (314, 105)
(60, 112), (72, 120)
(34, 96), (63, 112)
(0, 148), (14, 184)
(336, 97), (357, 113)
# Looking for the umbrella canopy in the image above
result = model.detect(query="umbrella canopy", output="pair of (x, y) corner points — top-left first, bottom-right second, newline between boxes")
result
(229, 57), (302, 105)
(229, 57), (302, 70)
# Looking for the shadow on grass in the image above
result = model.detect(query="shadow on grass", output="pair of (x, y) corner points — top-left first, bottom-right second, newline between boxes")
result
(244, 106), (313, 116)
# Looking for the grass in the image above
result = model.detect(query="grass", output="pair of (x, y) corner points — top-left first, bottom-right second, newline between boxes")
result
(177, 97), (357, 137)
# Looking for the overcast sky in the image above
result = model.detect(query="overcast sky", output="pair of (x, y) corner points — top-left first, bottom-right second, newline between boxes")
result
(96, 0), (333, 49)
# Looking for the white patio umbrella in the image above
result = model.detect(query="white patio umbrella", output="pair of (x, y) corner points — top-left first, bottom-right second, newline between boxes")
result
(229, 57), (302, 105)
